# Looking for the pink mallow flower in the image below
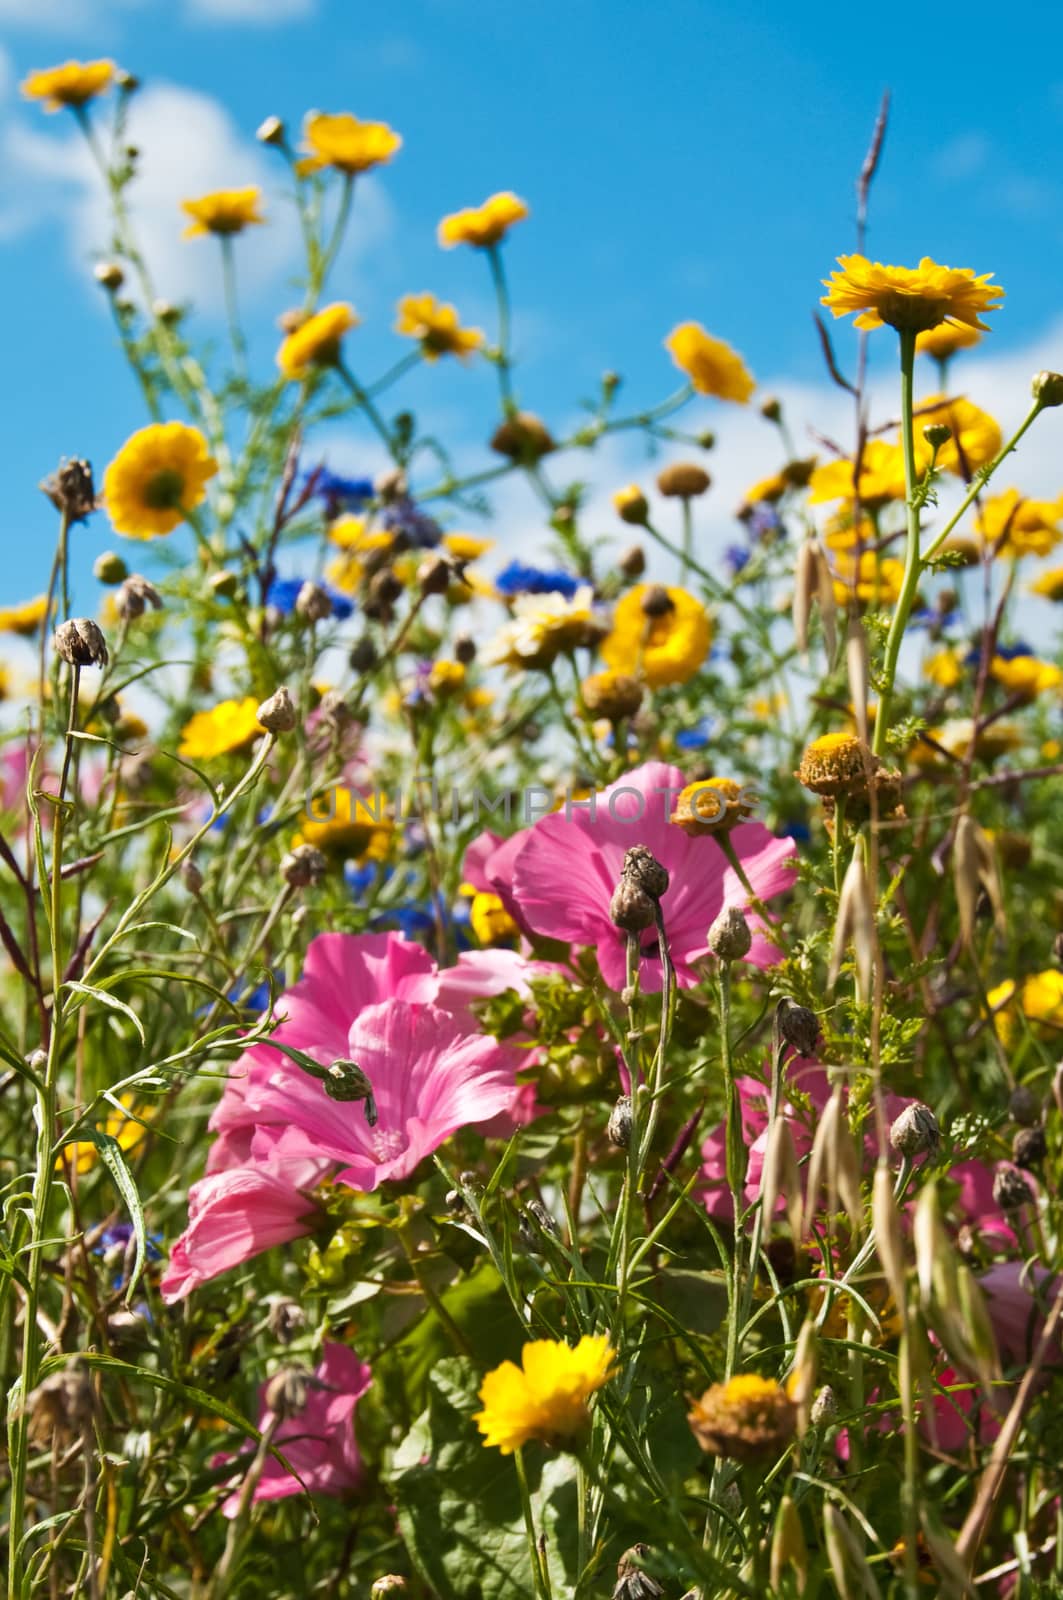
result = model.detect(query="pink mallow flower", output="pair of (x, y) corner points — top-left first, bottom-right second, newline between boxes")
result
(222, 1342), (371, 1513)
(499, 760), (797, 991)
(249, 998), (521, 1190)
(159, 1159), (326, 1303)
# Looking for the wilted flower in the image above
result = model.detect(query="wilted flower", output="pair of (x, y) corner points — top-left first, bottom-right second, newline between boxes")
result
(688, 1374), (797, 1460)
(54, 617), (108, 669)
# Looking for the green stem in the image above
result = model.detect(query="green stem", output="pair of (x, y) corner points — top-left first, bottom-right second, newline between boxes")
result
(220, 235), (247, 381)
(872, 327), (921, 757)
(514, 1446), (553, 1600)
(719, 963), (745, 1380)
(487, 244), (516, 414)
(921, 399), (1044, 565)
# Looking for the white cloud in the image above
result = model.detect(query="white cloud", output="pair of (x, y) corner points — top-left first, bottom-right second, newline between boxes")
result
(932, 133), (991, 182)
(0, 80), (393, 307)
(185, 0), (314, 20)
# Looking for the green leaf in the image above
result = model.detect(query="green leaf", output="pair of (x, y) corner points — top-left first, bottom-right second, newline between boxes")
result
(62, 980), (145, 1042)
(86, 1131), (148, 1300)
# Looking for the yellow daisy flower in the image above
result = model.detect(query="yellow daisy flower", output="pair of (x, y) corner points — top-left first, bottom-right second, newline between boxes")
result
(443, 532), (494, 562)
(470, 891), (518, 945)
(328, 516), (394, 554)
(601, 584), (711, 688)
(438, 192), (528, 249)
(474, 1334), (617, 1454)
(0, 666), (8, 702)
(915, 323), (983, 360)
(989, 654), (1063, 701)
(808, 441), (907, 507)
(831, 551), (905, 607)
(988, 970), (1063, 1045)
(911, 394), (1001, 476)
(1030, 567), (1063, 602)
(294, 789), (393, 859)
(741, 470), (789, 507)
(664, 322), (754, 402)
(923, 649), (963, 689)
(821, 254), (1004, 334)
(976, 489), (1063, 559)
(300, 111), (402, 175)
(178, 697), (262, 761)
(483, 587), (600, 671)
(277, 302), (359, 381)
(0, 595), (50, 636)
(61, 1095), (151, 1176)
(821, 510), (877, 552)
(395, 293), (484, 361)
(21, 59), (114, 111)
(103, 423), (218, 540)
(181, 187), (265, 238)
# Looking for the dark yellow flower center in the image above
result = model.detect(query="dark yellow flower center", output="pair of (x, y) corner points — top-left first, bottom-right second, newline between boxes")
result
(143, 469), (186, 510)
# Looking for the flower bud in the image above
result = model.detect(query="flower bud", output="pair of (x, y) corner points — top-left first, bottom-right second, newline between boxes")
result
(1009, 1084), (1042, 1125)
(490, 411), (556, 462)
(264, 1366), (309, 1420)
(695, 430), (716, 450)
(365, 568), (404, 620)
(582, 671), (643, 721)
(257, 686), (296, 733)
(295, 581), (333, 624)
(318, 689), (354, 733)
(454, 632), (476, 665)
(656, 461), (711, 498)
(776, 998), (819, 1058)
(889, 1101), (941, 1158)
(609, 879), (657, 933)
(1032, 371), (1063, 408)
(93, 261), (125, 292)
(521, 1198), (561, 1243)
(608, 1096), (632, 1148)
(706, 905), (752, 962)
(621, 844), (669, 900)
(993, 1163), (1033, 1211)
(40, 458), (96, 521)
(760, 396), (782, 422)
(810, 1384), (837, 1425)
(417, 553), (451, 595)
(922, 421), (952, 449)
(256, 115), (286, 146)
(182, 860), (204, 895)
(116, 69), (140, 92)
(617, 542), (646, 577)
(324, 1059), (377, 1122)
(613, 485), (649, 525)
(209, 569), (240, 600)
(349, 636), (379, 673)
(1013, 1125), (1047, 1169)
(54, 617), (108, 669)
(93, 551), (128, 585)
(26, 1048), (48, 1075)
(115, 574), (163, 620)
(281, 843), (327, 888)
(639, 583), (674, 619)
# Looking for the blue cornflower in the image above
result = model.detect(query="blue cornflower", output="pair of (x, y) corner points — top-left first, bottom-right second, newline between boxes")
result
(307, 467), (374, 518)
(723, 545), (751, 576)
(780, 818), (812, 846)
(494, 560), (582, 599)
(381, 496), (442, 549)
(92, 1222), (163, 1263)
(267, 576), (354, 621)
(964, 638), (1033, 667)
(746, 505), (781, 541)
(675, 718), (714, 751)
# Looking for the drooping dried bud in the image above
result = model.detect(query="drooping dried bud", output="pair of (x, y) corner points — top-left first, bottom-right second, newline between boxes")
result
(992, 1163), (1033, 1211)
(582, 671), (644, 721)
(182, 860), (204, 895)
(618, 542), (646, 577)
(93, 261), (125, 291)
(454, 632), (477, 665)
(417, 553), (451, 595)
(256, 115), (287, 146)
(54, 617), (108, 669)
(28, 1362), (96, 1446)
(266, 1295), (306, 1344)
(318, 689), (355, 733)
(281, 843), (328, 888)
(776, 999), (819, 1059)
(256, 686), (296, 733)
(613, 485), (649, 526)
(1013, 1125), (1047, 1169)
(294, 581), (333, 624)
(707, 905), (752, 962)
(1032, 371), (1063, 408)
(349, 636), (379, 674)
(609, 879), (657, 932)
(324, 1059), (377, 1122)
(263, 1366), (310, 1420)
(656, 462), (711, 499)
(40, 458), (96, 521)
(810, 1384), (837, 1426)
(115, 574), (163, 620)
(93, 550), (128, 585)
(889, 1102), (941, 1159)
(608, 1096), (632, 1148)
(490, 411), (556, 462)
(639, 583), (674, 618)
(1009, 1084), (1042, 1126)
(364, 568), (404, 621)
(621, 844), (669, 900)
(613, 1545), (665, 1600)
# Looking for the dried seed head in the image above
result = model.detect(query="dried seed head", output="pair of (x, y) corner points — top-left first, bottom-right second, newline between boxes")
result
(992, 1163), (1034, 1211)
(618, 541), (647, 576)
(776, 998), (819, 1058)
(94, 261), (125, 291)
(265, 1295), (306, 1344)
(295, 581), (334, 623)
(1009, 1084), (1042, 1126)
(417, 553), (452, 595)
(364, 568), (404, 620)
(581, 671), (644, 721)
(317, 689), (354, 733)
(1032, 370), (1063, 408)
(489, 410), (556, 461)
(256, 685), (297, 733)
(608, 1096), (633, 1149)
(349, 635), (379, 674)
(621, 844), (670, 900)
(454, 632), (476, 665)
(688, 1374), (797, 1462)
(324, 1059), (377, 1122)
(889, 1102), (941, 1158)
(182, 860), (204, 895)
(671, 777), (754, 836)
(54, 617), (108, 669)
(93, 550), (127, 585)
(40, 458), (96, 520)
(115, 574), (163, 620)
(281, 843), (328, 888)
(264, 1366), (310, 1420)
(1013, 1125), (1047, 1169)
(613, 1546), (665, 1600)
(28, 1362), (95, 1445)
(706, 905), (752, 962)
(795, 731), (869, 797)
(610, 880), (657, 931)
(656, 461), (711, 498)
(639, 583), (674, 618)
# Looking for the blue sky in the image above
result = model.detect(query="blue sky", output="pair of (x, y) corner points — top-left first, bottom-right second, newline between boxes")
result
(2, 0), (1063, 607)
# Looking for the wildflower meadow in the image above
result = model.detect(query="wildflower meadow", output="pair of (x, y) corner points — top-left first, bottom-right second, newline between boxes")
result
(5, 40), (1063, 1600)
